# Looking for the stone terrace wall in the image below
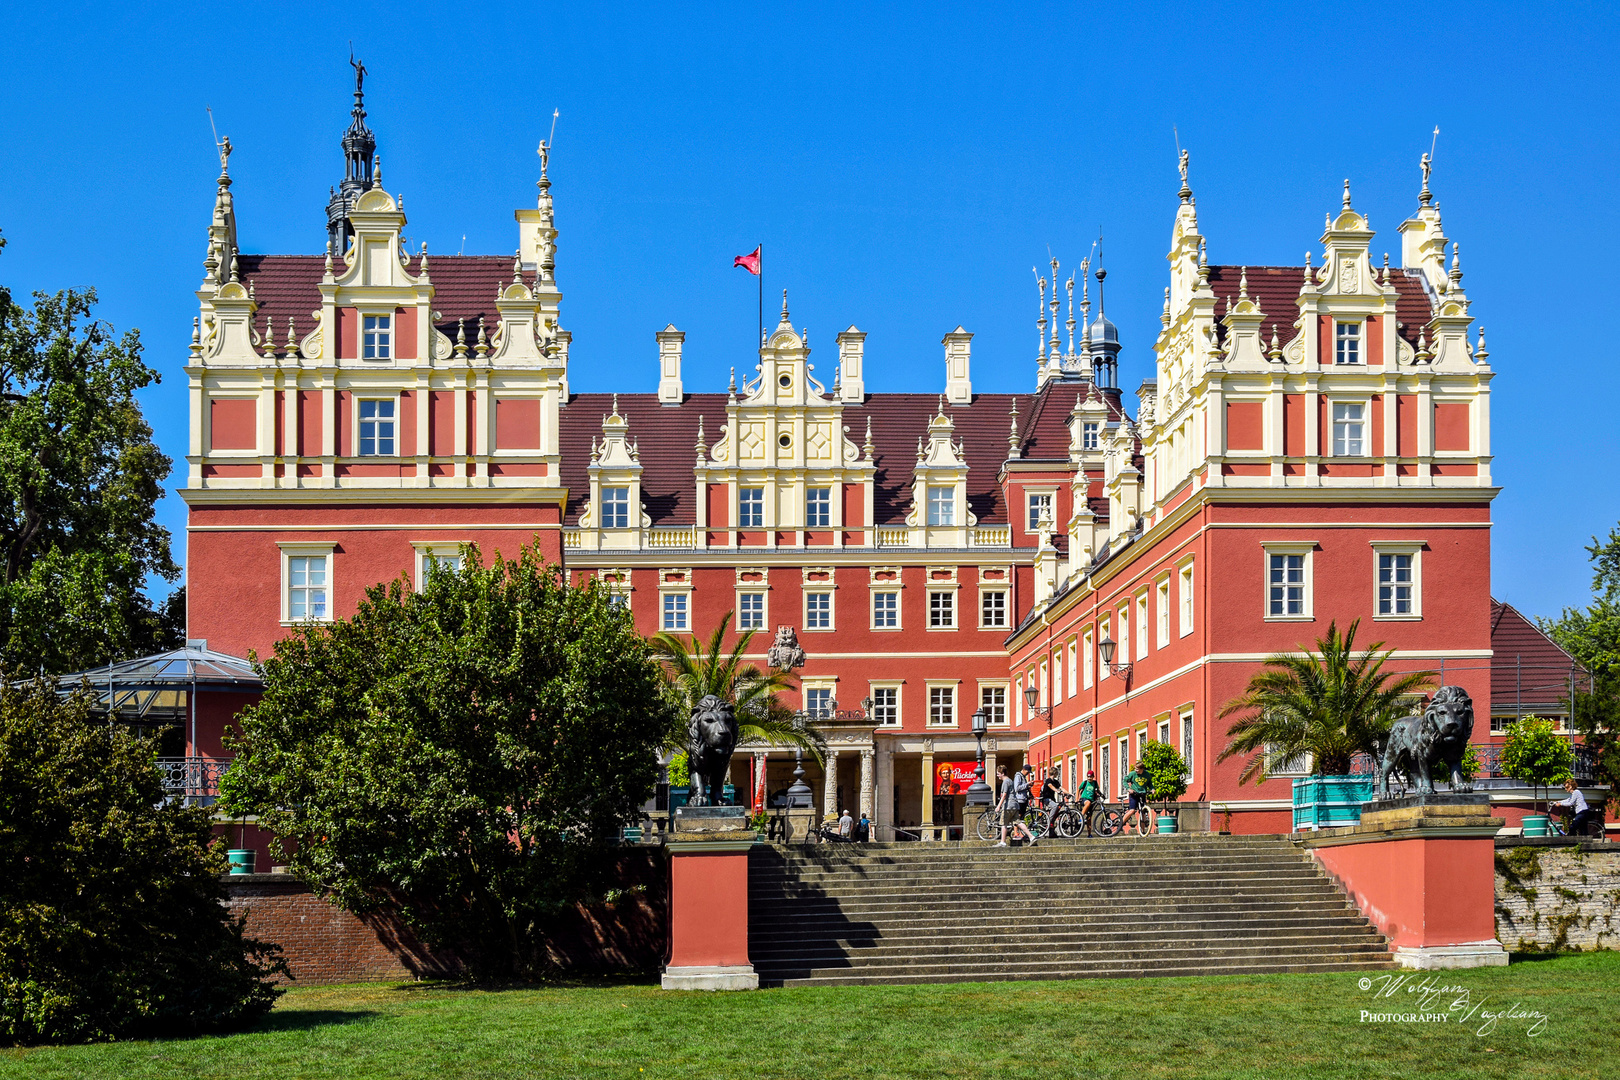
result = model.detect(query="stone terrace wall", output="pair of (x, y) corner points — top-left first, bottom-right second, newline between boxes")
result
(1494, 839), (1620, 953)
(223, 849), (669, 984)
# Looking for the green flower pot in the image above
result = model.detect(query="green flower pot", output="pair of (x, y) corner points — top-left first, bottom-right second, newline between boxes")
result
(1156, 814), (1178, 834)
(1520, 814), (1550, 838)
(227, 849), (257, 875)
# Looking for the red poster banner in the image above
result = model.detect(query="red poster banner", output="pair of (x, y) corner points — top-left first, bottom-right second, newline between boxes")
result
(935, 761), (980, 795)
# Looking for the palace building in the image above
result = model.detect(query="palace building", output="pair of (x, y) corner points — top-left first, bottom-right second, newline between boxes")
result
(179, 75), (1504, 835)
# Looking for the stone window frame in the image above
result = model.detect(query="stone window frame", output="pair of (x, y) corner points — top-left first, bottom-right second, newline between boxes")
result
(279, 542), (335, 625)
(411, 540), (467, 591)
(1261, 541), (1317, 622)
(869, 681), (903, 727)
(925, 681), (959, 728)
(1371, 540), (1424, 621)
(978, 681), (1009, 728)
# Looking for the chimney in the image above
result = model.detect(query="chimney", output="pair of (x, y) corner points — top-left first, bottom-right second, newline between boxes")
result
(836, 327), (866, 402)
(943, 326), (972, 404)
(656, 324), (684, 404)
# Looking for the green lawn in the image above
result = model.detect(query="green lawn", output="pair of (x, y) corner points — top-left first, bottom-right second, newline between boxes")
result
(3, 954), (1613, 1080)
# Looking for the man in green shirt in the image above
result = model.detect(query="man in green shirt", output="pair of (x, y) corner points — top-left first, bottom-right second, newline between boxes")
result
(1076, 770), (1103, 836)
(1123, 763), (1151, 833)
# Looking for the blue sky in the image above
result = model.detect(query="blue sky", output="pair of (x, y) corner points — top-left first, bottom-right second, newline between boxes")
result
(2, 2), (1616, 622)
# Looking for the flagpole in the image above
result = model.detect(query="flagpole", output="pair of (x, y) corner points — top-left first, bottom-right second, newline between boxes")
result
(758, 244), (764, 347)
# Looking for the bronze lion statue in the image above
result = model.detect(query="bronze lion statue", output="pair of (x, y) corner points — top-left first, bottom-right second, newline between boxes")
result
(687, 694), (739, 806)
(1376, 685), (1475, 799)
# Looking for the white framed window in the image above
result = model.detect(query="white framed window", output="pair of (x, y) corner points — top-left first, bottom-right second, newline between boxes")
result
(870, 685), (900, 727)
(1158, 718), (1171, 745)
(805, 486), (832, 528)
(1117, 607), (1130, 664)
(357, 398), (396, 456)
(1334, 320), (1361, 365)
(1015, 677), (1024, 725)
(927, 486), (955, 526)
(662, 593), (688, 632)
(601, 486), (631, 529)
(805, 591), (833, 630)
(1266, 744), (1313, 776)
(1098, 616), (1112, 679)
(738, 487), (765, 528)
(1083, 629), (1095, 688)
(980, 684), (1007, 727)
(738, 592), (766, 630)
(872, 590), (899, 629)
(1027, 491), (1053, 531)
(1156, 576), (1170, 647)
(1179, 562), (1194, 637)
(1332, 402), (1366, 457)
(806, 687), (834, 719)
(1262, 542), (1315, 620)
(362, 313), (391, 360)
(1039, 663), (1050, 709)
(286, 555), (328, 621)
(1372, 542), (1423, 619)
(1083, 749), (1094, 786)
(413, 542), (464, 590)
(1134, 593), (1149, 660)
(1066, 639), (1077, 697)
(927, 685), (956, 727)
(928, 590), (955, 629)
(1181, 709), (1195, 782)
(980, 590), (1007, 628)
(1118, 736), (1130, 797)
(1082, 422), (1101, 451)
(607, 593), (631, 611)
(1099, 744), (1110, 801)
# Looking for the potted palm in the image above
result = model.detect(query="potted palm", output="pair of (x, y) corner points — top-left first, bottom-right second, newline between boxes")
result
(654, 612), (825, 812)
(1217, 620), (1436, 831)
(1500, 716), (1575, 836)
(1139, 741), (1190, 833)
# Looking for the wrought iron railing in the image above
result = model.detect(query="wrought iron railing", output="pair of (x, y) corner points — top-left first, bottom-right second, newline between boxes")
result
(155, 757), (232, 800)
(1348, 741), (1598, 785)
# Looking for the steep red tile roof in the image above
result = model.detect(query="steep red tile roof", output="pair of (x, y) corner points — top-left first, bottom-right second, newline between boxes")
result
(237, 254), (518, 345)
(1489, 600), (1589, 716)
(1206, 265), (1434, 351)
(558, 394), (729, 527)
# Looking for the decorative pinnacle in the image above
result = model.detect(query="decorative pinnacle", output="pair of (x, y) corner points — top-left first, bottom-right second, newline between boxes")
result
(1419, 148), (1434, 207)
(191, 316), (201, 347)
(1008, 397), (1020, 450)
(513, 250), (523, 284)
(695, 415), (706, 456)
(1342, 178), (1352, 210)
(1475, 326), (1488, 362)
(611, 393), (620, 417)
(454, 318), (468, 358)
(728, 366), (737, 393)
(1449, 243), (1463, 286)
(1268, 328), (1282, 361)
(1382, 252), (1390, 284)
(373, 155), (382, 190)
(780, 289), (790, 322)
(1239, 266), (1249, 299)
(419, 242), (429, 275)
(228, 255), (240, 283)
(285, 316), (298, 354)
(475, 315), (488, 357)
(1161, 286), (1171, 328)
(1178, 147), (1191, 203)
(863, 416), (874, 458)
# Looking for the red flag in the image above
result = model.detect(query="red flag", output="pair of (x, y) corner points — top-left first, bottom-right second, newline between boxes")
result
(733, 246), (761, 275)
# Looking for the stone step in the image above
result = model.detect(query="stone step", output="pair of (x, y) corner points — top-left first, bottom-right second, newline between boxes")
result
(749, 914), (1375, 943)
(749, 872), (1326, 894)
(754, 941), (1392, 977)
(763, 956), (1395, 987)
(750, 893), (1354, 916)
(749, 930), (1384, 960)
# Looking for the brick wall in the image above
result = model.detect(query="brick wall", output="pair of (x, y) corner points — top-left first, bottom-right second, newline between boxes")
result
(223, 849), (669, 984)
(1494, 839), (1620, 953)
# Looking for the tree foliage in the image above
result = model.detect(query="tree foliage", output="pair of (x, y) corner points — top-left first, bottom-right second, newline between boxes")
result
(1138, 741), (1190, 806)
(1216, 620), (1436, 783)
(1499, 716), (1575, 813)
(0, 674), (283, 1045)
(0, 249), (179, 675)
(653, 612), (824, 763)
(218, 545), (670, 980)
(1538, 522), (1620, 813)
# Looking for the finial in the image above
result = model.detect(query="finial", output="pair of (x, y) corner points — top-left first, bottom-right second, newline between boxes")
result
(612, 393), (619, 417)
(1268, 328), (1282, 362)
(1036, 272), (1048, 362)
(285, 316), (298, 356)
(513, 250), (523, 284)
(1416, 327), (1431, 363)
(372, 154), (382, 190)
(475, 316), (488, 357)
(1475, 326), (1488, 363)
(937, 393), (946, 418)
(1177, 147), (1191, 203)
(1239, 266), (1249, 298)
(1342, 178), (1352, 210)
(863, 415), (874, 458)
(781, 288), (789, 321)
(1449, 242), (1463, 286)
(1196, 239), (1208, 287)
(419, 242), (429, 275)
(1419, 137), (1435, 207)
(228, 254), (240, 283)
(323, 242), (334, 277)
(191, 316), (201, 347)
(1008, 397), (1020, 451)
(1161, 287), (1171, 328)
(728, 366), (736, 393)
(454, 318), (468, 358)
(695, 414), (706, 457)
(1382, 252), (1390, 284)
(1065, 274), (1076, 355)
(248, 280), (255, 302)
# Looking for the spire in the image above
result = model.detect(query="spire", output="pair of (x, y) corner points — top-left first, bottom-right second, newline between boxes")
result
(1048, 257), (1061, 358)
(1008, 397), (1021, 456)
(327, 54), (378, 256)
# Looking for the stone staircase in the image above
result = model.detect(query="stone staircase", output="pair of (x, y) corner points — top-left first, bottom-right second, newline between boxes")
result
(747, 835), (1394, 986)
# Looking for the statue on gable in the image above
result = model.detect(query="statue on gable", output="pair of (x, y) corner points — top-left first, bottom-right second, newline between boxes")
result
(766, 625), (806, 672)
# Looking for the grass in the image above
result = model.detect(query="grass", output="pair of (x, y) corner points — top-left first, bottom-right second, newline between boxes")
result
(2, 953), (1614, 1079)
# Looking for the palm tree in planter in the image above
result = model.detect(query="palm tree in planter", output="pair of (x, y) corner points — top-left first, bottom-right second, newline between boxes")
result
(653, 612), (825, 805)
(1217, 621), (1435, 823)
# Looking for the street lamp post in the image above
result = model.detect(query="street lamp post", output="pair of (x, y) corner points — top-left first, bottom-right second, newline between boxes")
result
(966, 708), (992, 806)
(1023, 685), (1053, 730)
(1098, 635), (1132, 679)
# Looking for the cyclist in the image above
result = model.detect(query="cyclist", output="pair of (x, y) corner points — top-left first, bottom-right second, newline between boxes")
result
(1039, 766), (1064, 812)
(1552, 779), (1601, 838)
(994, 764), (1036, 847)
(1076, 769), (1103, 835)
(1121, 762), (1151, 832)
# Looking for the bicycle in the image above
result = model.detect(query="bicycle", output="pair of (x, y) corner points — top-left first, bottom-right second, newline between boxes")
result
(975, 801), (1050, 842)
(1551, 810), (1605, 839)
(1093, 799), (1152, 838)
(1049, 793), (1094, 838)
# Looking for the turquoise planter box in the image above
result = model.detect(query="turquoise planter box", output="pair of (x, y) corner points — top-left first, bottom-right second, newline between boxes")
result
(1292, 776), (1374, 831)
(1521, 814), (1551, 837)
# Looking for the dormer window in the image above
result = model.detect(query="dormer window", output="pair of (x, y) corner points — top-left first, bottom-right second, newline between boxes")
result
(1334, 321), (1361, 365)
(358, 399), (395, 456)
(1027, 492), (1053, 531)
(927, 486), (955, 527)
(363, 314), (392, 360)
(601, 486), (630, 529)
(1082, 422), (1101, 451)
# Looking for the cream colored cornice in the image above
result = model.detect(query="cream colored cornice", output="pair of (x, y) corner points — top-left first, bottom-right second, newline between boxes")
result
(180, 487), (568, 508)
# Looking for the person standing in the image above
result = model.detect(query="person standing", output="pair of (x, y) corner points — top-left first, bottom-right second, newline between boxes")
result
(1077, 770), (1103, 836)
(1123, 762), (1151, 832)
(994, 764), (1036, 847)
(838, 806), (854, 839)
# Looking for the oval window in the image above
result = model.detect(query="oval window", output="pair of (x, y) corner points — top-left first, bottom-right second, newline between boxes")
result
(778, 433), (792, 448)
(778, 373), (791, 388)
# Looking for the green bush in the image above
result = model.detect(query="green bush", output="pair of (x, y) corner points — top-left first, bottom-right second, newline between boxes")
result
(1501, 716), (1576, 812)
(1139, 741), (1190, 806)
(666, 751), (689, 787)
(0, 676), (285, 1045)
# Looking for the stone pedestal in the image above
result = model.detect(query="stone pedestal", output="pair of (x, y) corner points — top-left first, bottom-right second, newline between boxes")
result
(781, 808), (819, 844)
(1303, 794), (1508, 969)
(963, 804), (990, 841)
(662, 807), (758, 990)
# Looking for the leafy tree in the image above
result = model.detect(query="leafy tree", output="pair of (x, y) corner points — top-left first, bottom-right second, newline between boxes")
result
(0, 240), (178, 675)
(1138, 740), (1189, 809)
(1217, 620), (1436, 783)
(0, 674), (283, 1045)
(1539, 522), (1620, 814)
(218, 544), (670, 980)
(653, 611), (825, 764)
(1499, 716), (1575, 815)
